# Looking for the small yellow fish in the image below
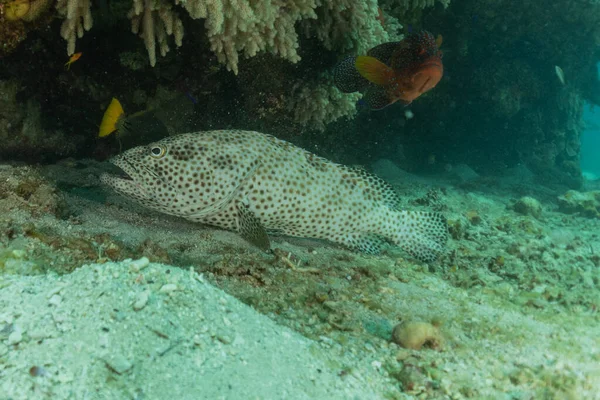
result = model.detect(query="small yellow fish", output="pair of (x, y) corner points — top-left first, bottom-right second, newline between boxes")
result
(99, 98), (126, 138)
(98, 97), (169, 152)
(99, 98), (158, 138)
(64, 52), (82, 70)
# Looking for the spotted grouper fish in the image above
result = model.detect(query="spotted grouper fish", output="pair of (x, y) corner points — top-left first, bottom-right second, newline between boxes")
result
(100, 130), (448, 262)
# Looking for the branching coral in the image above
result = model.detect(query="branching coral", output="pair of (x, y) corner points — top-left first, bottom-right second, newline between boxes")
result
(128, 0), (184, 67)
(56, 0), (93, 55)
(0, 18), (27, 57)
(51, 0), (405, 72)
(170, 0), (402, 73)
(303, 0), (394, 54)
(389, 0), (451, 11)
(0, 0), (50, 57)
(175, 0), (318, 74)
(285, 81), (361, 131)
(46, 0), (441, 129)
(20, 0), (50, 21)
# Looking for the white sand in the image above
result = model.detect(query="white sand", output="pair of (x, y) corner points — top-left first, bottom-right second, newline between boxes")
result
(0, 259), (394, 400)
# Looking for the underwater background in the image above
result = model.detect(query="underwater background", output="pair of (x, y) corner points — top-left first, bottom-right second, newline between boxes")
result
(1, 0), (600, 399)
(582, 63), (600, 179)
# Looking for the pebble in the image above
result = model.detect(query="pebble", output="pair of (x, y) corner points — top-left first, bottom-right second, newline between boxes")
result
(29, 329), (49, 340)
(129, 257), (150, 272)
(513, 196), (542, 218)
(133, 290), (150, 311)
(104, 354), (133, 374)
(48, 294), (62, 306)
(396, 349), (412, 361)
(11, 249), (26, 258)
(159, 283), (178, 293)
(216, 334), (232, 344)
(8, 329), (23, 345)
(47, 285), (66, 298)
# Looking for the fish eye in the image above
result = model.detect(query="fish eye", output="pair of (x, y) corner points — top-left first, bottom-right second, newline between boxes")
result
(150, 145), (167, 158)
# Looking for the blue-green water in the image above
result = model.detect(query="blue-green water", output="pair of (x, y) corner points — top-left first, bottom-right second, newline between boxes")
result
(582, 63), (600, 177)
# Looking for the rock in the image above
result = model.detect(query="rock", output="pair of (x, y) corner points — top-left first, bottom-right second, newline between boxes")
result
(512, 196), (543, 218)
(391, 320), (443, 350)
(129, 257), (150, 272)
(133, 290), (150, 311)
(557, 190), (600, 218)
(8, 330), (23, 345)
(159, 283), (178, 293)
(504, 164), (535, 183)
(449, 163), (479, 182)
(104, 354), (133, 375)
(371, 159), (416, 183)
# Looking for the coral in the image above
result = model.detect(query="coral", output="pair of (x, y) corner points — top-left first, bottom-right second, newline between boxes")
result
(175, 0), (318, 74)
(2, 0), (50, 21)
(557, 190), (600, 218)
(0, 80), (80, 160)
(303, 0), (397, 54)
(380, 0), (450, 17)
(128, 0), (184, 66)
(391, 320), (443, 350)
(392, 0), (451, 10)
(20, 0), (51, 21)
(4, 0), (29, 20)
(0, 19), (27, 57)
(167, 0), (402, 73)
(0, 165), (67, 218)
(119, 51), (147, 71)
(56, 0), (93, 55)
(512, 196), (543, 219)
(0, 0), (50, 57)
(285, 81), (361, 131)
(47, 0), (401, 76)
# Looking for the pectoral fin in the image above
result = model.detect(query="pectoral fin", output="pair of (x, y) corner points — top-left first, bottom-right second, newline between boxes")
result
(355, 56), (394, 86)
(364, 87), (395, 110)
(182, 162), (260, 219)
(236, 200), (270, 251)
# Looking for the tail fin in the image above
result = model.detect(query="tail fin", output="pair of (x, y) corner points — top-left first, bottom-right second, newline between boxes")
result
(99, 98), (125, 137)
(392, 210), (448, 262)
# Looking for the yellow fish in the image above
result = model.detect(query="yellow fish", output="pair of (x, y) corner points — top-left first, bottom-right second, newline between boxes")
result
(98, 98), (169, 151)
(99, 98), (154, 138)
(99, 98), (126, 138)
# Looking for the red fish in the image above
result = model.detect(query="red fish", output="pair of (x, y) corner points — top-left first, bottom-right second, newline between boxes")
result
(334, 31), (443, 110)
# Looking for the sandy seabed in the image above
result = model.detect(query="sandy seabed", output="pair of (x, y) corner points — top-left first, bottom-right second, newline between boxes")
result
(1, 160), (599, 399)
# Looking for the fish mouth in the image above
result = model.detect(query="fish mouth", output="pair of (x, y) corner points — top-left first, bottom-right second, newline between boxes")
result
(106, 164), (133, 180)
(100, 156), (139, 186)
(115, 165), (134, 180)
(109, 158), (136, 180)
